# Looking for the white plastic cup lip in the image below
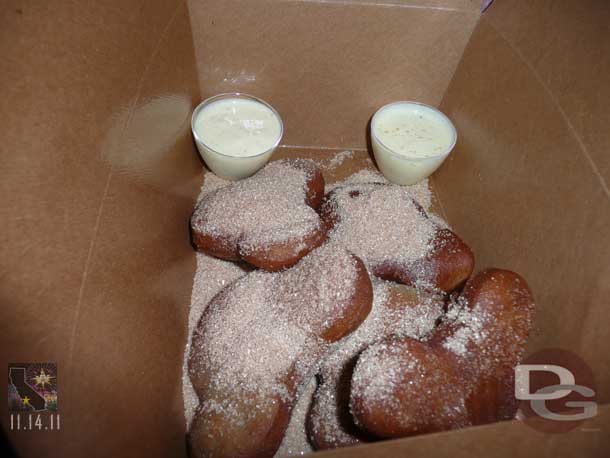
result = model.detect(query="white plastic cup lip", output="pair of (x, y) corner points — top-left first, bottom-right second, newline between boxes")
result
(371, 100), (457, 162)
(190, 92), (284, 160)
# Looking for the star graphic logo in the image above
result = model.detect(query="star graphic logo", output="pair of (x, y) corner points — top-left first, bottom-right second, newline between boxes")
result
(22, 396), (31, 407)
(33, 369), (54, 389)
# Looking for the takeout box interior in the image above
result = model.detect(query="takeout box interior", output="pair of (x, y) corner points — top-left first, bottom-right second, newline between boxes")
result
(2, 0), (609, 456)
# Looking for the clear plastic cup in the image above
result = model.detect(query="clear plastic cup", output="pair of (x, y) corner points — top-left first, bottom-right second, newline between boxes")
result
(191, 93), (283, 180)
(371, 101), (457, 185)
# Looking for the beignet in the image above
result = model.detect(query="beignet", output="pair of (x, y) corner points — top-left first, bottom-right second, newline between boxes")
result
(191, 159), (326, 271)
(188, 244), (373, 458)
(320, 183), (473, 291)
(307, 281), (443, 449)
(350, 269), (534, 438)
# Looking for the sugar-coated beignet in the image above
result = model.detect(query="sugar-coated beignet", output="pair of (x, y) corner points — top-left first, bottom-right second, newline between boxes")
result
(350, 269), (534, 438)
(188, 244), (373, 458)
(350, 337), (469, 438)
(191, 158), (326, 271)
(320, 183), (474, 291)
(434, 268), (535, 424)
(307, 281), (443, 449)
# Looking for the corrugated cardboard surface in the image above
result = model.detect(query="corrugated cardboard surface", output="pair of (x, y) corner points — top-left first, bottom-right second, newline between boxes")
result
(1, 0), (609, 457)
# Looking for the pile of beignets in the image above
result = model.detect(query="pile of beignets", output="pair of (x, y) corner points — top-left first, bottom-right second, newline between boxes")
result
(187, 158), (535, 458)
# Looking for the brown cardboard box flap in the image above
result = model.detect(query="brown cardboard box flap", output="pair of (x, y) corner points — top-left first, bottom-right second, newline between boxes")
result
(187, 0), (479, 148)
(314, 405), (610, 457)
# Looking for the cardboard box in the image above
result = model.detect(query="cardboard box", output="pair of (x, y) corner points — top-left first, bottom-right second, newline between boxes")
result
(1, 0), (608, 456)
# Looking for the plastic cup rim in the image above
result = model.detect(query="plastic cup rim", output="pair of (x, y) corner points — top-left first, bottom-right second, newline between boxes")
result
(371, 100), (457, 162)
(191, 92), (284, 160)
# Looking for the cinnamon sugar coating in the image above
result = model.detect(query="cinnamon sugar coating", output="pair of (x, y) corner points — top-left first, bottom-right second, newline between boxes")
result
(191, 159), (326, 271)
(434, 268), (535, 425)
(351, 337), (469, 438)
(307, 281), (443, 449)
(188, 244), (373, 458)
(185, 164), (532, 454)
(350, 269), (534, 439)
(320, 182), (474, 291)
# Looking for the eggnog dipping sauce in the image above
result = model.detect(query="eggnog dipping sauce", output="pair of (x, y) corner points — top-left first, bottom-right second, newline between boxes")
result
(371, 102), (456, 185)
(192, 94), (283, 180)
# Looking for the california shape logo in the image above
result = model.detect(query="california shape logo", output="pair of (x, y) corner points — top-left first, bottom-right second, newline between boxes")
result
(8, 363), (58, 412)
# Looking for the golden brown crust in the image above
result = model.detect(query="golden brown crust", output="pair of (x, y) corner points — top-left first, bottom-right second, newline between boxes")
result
(318, 255), (373, 342)
(465, 369), (519, 425)
(240, 229), (328, 272)
(307, 356), (370, 450)
(350, 337), (468, 438)
(366, 229), (474, 292)
(188, 391), (292, 458)
(350, 269), (534, 439)
(442, 269), (534, 424)
(307, 283), (443, 449)
(371, 227), (474, 292)
(432, 269), (534, 384)
(418, 228), (474, 291)
(191, 230), (241, 261)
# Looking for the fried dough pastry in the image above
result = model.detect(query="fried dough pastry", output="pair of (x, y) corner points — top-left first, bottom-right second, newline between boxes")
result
(188, 244), (373, 458)
(350, 269), (534, 438)
(191, 159), (326, 271)
(307, 281), (443, 449)
(320, 183), (473, 291)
